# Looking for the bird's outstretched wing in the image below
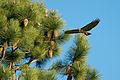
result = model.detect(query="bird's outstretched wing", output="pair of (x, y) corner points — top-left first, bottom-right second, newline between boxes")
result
(64, 29), (79, 34)
(81, 19), (100, 31)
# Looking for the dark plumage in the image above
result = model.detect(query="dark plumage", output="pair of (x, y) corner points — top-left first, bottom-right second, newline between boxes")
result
(81, 19), (100, 31)
(64, 19), (100, 36)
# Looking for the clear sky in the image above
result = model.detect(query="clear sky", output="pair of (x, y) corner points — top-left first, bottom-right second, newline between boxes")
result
(43, 0), (120, 80)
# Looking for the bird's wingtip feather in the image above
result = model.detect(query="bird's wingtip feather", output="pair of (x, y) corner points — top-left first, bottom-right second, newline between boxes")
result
(95, 18), (100, 22)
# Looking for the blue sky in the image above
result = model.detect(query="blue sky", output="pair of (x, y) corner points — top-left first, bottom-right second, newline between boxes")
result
(43, 0), (120, 80)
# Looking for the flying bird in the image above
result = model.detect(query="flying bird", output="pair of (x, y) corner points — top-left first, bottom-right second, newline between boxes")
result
(64, 19), (100, 36)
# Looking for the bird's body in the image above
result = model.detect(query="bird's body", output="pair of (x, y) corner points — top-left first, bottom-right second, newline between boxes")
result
(65, 28), (91, 36)
(64, 19), (100, 36)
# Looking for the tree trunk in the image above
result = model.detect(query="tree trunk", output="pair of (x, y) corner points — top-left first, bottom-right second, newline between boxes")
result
(67, 74), (72, 80)
(12, 70), (16, 80)
(1, 42), (8, 60)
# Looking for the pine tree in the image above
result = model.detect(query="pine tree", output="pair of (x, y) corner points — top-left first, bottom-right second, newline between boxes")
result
(0, 0), (69, 80)
(0, 0), (100, 80)
(51, 35), (100, 80)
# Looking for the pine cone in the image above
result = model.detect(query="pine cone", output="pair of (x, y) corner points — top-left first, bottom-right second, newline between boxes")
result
(24, 18), (28, 30)
(50, 41), (55, 49)
(47, 31), (51, 38)
(48, 49), (53, 58)
(66, 66), (71, 74)
(45, 9), (48, 17)
(54, 30), (59, 38)
(0, 47), (3, 52)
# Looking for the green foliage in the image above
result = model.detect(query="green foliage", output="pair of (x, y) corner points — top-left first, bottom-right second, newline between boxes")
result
(5, 49), (24, 63)
(0, 0), (100, 80)
(85, 67), (101, 80)
(18, 26), (39, 51)
(56, 33), (70, 45)
(42, 10), (64, 30)
(71, 34), (89, 63)
(0, 0), (69, 79)
(50, 60), (66, 74)
(50, 35), (100, 80)
(0, 9), (7, 31)
(0, 65), (12, 80)
(19, 68), (57, 80)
